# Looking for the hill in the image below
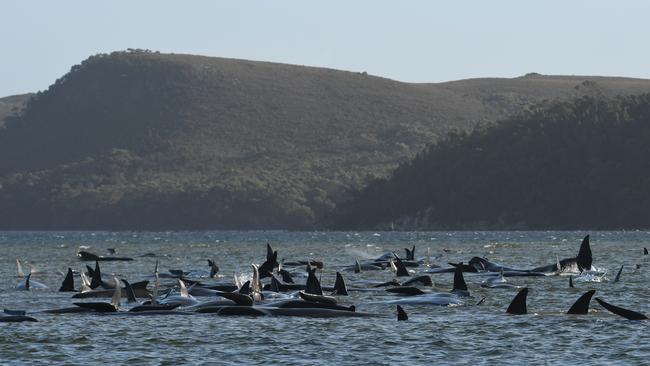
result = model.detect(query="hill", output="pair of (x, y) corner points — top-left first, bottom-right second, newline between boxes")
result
(330, 94), (650, 230)
(2, 50), (650, 229)
(0, 94), (32, 127)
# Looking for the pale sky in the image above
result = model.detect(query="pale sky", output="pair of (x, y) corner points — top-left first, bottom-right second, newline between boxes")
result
(2, 0), (649, 97)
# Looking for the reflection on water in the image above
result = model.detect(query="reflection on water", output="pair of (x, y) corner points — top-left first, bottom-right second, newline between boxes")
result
(1, 231), (649, 365)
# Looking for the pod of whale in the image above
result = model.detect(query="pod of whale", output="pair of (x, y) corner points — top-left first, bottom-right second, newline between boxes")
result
(2, 234), (646, 323)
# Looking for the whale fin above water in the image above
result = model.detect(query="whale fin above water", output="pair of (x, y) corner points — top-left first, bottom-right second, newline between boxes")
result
(644, 247), (649, 255)
(25, 273), (31, 290)
(392, 253), (410, 277)
(569, 276), (574, 288)
(595, 297), (648, 320)
(452, 264), (468, 292)
(59, 268), (75, 292)
(121, 279), (138, 303)
(614, 265), (624, 282)
(567, 290), (595, 314)
(404, 245), (415, 261)
(79, 272), (92, 292)
(16, 259), (25, 278)
(576, 235), (593, 272)
(506, 287), (528, 315)
(333, 272), (348, 296)
(110, 277), (121, 308)
(397, 305), (408, 321)
(239, 280), (251, 295)
(217, 291), (253, 306)
(208, 259), (219, 278)
(266, 243), (274, 261)
(90, 261), (102, 289)
(259, 250), (278, 278)
(305, 263), (323, 295)
(354, 259), (361, 274)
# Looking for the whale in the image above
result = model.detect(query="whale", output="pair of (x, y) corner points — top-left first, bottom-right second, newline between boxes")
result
(74, 277), (122, 313)
(78, 250), (133, 261)
(595, 298), (648, 320)
(15, 273), (48, 290)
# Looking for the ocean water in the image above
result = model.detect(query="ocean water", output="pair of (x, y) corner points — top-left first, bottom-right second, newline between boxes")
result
(0, 230), (649, 365)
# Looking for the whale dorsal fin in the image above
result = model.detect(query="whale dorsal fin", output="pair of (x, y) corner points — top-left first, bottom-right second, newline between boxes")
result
(333, 272), (348, 296)
(208, 259), (219, 278)
(397, 305), (408, 321)
(644, 248), (649, 255)
(110, 277), (121, 308)
(90, 261), (102, 289)
(59, 268), (74, 292)
(25, 273), (31, 290)
(499, 268), (505, 282)
(576, 235), (593, 272)
(266, 243), (274, 261)
(614, 265), (624, 282)
(569, 275), (574, 288)
(305, 264), (323, 295)
(392, 253), (410, 277)
(506, 287), (528, 315)
(567, 290), (595, 314)
(354, 259), (361, 273)
(239, 280), (251, 295)
(595, 297), (648, 320)
(556, 255), (562, 273)
(452, 264), (468, 292)
(121, 279), (137, 303)
(16, 259), (25, 278)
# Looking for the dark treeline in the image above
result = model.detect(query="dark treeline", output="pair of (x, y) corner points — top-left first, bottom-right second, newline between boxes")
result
(330, 94), (650, 230)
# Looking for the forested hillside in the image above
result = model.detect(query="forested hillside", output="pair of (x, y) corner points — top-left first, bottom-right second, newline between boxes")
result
(2, 50), (650, 229)
(330, 94), (650, 230)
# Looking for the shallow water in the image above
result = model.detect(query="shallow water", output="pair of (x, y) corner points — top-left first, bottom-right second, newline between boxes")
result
(1, 230), (649, 365)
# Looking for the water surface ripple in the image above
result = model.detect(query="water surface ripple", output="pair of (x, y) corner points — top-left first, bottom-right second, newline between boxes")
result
(1, 231), (648, 365)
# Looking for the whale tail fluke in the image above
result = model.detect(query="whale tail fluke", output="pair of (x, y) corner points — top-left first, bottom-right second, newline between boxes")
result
(397, 305), (408, 321)
(506, 287), (528, 315)
(333, 272), (348, 296)
(576, 235), (593, 272)
(595, 297), (648, 320)
(567, 290), (595, 314)
(59, 268), (75, 292)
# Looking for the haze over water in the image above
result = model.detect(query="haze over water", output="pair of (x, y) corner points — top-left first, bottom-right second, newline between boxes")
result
(1, 230), (649, 365)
